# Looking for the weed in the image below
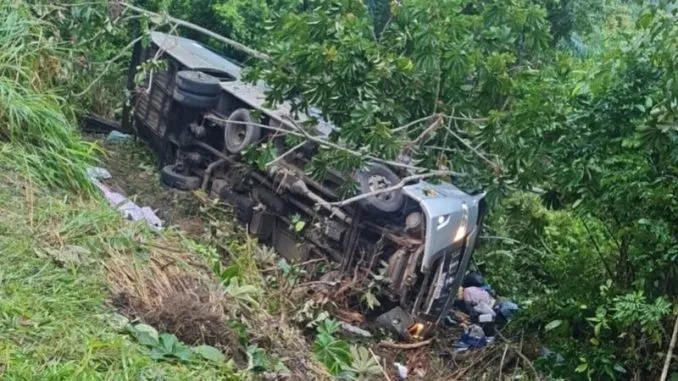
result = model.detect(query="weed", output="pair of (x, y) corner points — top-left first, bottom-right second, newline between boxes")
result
(313, 319), (353, 377)
(126, 322), (230, 365)
(361, 264), (389, 311)
(0, 3), (99, 193)
(346, 346), (383, 381)
(310, 315), (387, 380)
(104, 249), (247, 365)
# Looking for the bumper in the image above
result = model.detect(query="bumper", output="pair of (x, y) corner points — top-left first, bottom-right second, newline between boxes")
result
(396, 182), (486, 336)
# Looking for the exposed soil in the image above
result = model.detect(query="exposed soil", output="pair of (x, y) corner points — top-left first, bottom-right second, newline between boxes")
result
(87, 134), (207, 236)
(107, 253), (247, 366)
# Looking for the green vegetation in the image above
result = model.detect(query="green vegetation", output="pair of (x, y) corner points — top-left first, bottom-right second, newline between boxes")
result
(0, 170), (233, 379)
(242, 1), (678, 379)
(1, 0), (677, 380)
(0, 3), (100, 193)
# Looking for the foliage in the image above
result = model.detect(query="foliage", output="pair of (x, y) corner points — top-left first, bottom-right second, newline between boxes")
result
(127, 323), (232, 364)
(361, 265), (388, 310)
(240, 0), (678, 379)
(129, 324), (196, 362)
(224, 277), (262, 312)
(311, 318), (382, 380)
(245, 0), (552, 190)
(543, 0), (606, 43)
(345, 346), (383, 380)
(364, 0), (392, 39)
(480, 193), (673, 379)
(0, 2), (99, 193)
(313, 318), (352, 377)
(29, 0), (132, 118)
(139, 0), (302, 60)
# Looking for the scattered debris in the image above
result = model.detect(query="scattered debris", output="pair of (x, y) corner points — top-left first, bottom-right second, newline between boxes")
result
(375, 306), (414, 339)
(394, 362), (408, 380)
(106, 130), (133, 143)
(447, 272), (520, 352)
(539, 347), (565, 364)
(496, 301), (519, 321)
(79, 113), (124, 134)
(86, 166), (112, 180)
(404, 349), (429, 379)
(87, 166), (163, 230)
(452, 324), (488, 352)
(333, 309), (366, 325)
(378, 338), (434, 350)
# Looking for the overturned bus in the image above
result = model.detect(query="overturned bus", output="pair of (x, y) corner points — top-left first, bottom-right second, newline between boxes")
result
(123, 31), (487, 338)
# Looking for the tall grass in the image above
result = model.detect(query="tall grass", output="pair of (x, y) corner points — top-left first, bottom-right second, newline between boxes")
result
(0, 2), (99, 193)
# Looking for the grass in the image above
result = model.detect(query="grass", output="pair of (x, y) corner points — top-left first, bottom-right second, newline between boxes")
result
(0, 168), (237, 380)
(0, 154), (339, 380)
(0, 2), (100, 194)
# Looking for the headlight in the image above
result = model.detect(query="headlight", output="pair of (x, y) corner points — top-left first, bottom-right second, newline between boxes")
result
(452, 203), (469, 243)
(453, 224), (467, 243)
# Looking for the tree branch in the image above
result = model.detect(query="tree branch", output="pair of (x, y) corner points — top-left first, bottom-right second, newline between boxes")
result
(329, 170), (457, 208)
(117, 1), (271, 61)
(660, 313), (678, 381)
(265, 140), (306, 167)
(443, 118), (500, 171)
(391, 114), (437, 133)
(143, 21), (181, 95)
(73, 33), (147, 97)
(204, 114), (423, 172)
(369, 348), (393, 381)
(378, 337), (434, 349)
(445, 112), (489, 124)
(410, 114), (444, 147)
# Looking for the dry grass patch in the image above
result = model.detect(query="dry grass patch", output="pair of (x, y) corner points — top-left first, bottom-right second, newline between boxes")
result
(103, 238), (334, 380)
(104, 244), (246, 365)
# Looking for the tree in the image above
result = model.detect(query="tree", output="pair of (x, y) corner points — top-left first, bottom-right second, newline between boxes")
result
(244, 0), (677, 378)
(245, 0), (551, 190)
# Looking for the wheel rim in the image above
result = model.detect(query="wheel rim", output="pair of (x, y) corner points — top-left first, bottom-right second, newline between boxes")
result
(368, 174), (394, 201)
(227, 122), (247, 147)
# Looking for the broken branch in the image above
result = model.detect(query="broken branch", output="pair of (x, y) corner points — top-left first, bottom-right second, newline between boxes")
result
(265, 141), (306, 167)
(660, 313), (678, 381)
(73, 33), (147, 97)
(378, 338), (434, 350)
(444, 118), (500, 171)
(369, 348), (393, 381)
(409, 114), (444, 147)
(294, 280), (339, 288)
(444, 113), (489, 124)
(497, 332), (541, 380)
(391, 114), (438, 133)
